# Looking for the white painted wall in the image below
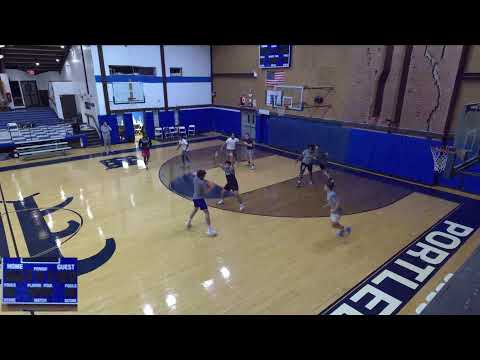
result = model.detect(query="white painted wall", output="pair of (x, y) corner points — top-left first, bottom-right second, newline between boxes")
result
(101, 45), (163, 76)
(5, 69), (62, 90)
(60, 45), (100, 124)
(92, 45), (164, 113)
(164, 45), (211, 77)
(167, 83), (212, 107)
(89, 45), (212, 113)
(164, 45), (211, 106)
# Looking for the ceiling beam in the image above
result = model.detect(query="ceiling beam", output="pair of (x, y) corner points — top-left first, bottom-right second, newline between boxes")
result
(2, 47), (66, 52)
(2, 52), (64, 58)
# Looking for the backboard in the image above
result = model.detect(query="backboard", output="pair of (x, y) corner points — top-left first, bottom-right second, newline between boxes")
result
(265, 85), (304, 111)
(443, 102), (480, 178)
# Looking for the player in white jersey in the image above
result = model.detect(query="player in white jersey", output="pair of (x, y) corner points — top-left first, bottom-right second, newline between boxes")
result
(176, 135), (191, 168)
(324, 178), (351, 238)
(220, 133), (240, 164)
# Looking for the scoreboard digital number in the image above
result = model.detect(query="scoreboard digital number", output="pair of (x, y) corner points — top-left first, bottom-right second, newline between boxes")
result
(2, 258), (78, 306)
(259, 45), (292, 69)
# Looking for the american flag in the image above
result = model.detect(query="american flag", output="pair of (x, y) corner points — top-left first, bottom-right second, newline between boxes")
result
(265, 70), (285, 85)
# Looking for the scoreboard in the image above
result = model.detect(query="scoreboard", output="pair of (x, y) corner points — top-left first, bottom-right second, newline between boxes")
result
(2, 257), (78, 306)
(259, 45), (292, 69)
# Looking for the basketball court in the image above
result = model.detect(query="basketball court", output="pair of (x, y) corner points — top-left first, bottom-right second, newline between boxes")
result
(0, 128), (479, 314)
(1, 44), (480, 315)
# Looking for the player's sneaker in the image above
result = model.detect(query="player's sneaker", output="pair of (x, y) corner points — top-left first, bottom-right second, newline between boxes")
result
(207, 229), (217, 237)
(239, 204), (245, 211)
(296, 181), (301, 188)
(185, 220), (192, 229)
(217, 199), (224, 205)
(345, 227), (352, 236)
(250, 165), (255, 170)
(336, 229), (345, 237)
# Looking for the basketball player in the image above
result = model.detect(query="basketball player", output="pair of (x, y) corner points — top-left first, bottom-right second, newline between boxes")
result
(176, 135), (191, 168)
(217, 160), (245, 211)
(186, 169), (217, 237)
(243, 133), (255, 170)
(220, 133), (240, 164)
(314, 144), (332, 179)
(138, 132), (152, 169)
(296, 144), (316, 187)
(100, 121), (112, 155)
(324, 178), (351, 237)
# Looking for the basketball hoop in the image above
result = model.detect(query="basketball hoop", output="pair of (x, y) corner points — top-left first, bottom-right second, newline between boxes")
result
(431, 146), (450, 172)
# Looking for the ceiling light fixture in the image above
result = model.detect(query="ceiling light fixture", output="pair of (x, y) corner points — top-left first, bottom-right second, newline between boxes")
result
(56, 58), (60, 62)
(0, 45), (5, 48)
(60, 45), (65, 49)
(35, 62), (40, 66)
(0, 55), (4, 60)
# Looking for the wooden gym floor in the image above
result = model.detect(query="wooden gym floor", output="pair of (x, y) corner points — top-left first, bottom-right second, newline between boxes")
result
(0, 137), (479, 315)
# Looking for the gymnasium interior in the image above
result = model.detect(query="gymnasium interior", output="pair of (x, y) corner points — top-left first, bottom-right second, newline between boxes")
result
(1, 45), (480, 315)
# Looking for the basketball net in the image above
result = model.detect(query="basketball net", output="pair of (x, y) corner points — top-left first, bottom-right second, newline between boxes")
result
(430, 146), (449, 172)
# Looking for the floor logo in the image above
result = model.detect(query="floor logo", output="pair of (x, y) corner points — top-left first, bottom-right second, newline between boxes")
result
(0, 192), (116, 276)
(321, 199), (480, 315)
(100, 156), (138, 170)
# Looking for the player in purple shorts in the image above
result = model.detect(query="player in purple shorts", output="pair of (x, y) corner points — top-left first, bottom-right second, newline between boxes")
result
(186, 169), (217, 237)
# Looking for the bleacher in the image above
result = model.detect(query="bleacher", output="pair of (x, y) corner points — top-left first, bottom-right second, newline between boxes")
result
(0, 107), (74, 159)
(0, 107), (73, 145)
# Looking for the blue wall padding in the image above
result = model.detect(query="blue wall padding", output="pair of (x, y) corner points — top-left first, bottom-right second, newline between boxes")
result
(266, 116), (350, 163)
(179, 109), (213, 134)
(144, 111), (155, 139)
(212, 109), (241, 137)
(98, 115), (120, 145)
(256, 114), (270, 144)
(345, 129), (435, 184)
(122, 113), (135, 142)
(461, 163), (480, 194)
(438, 162), (480, 194)
(159, 111), (175, 128)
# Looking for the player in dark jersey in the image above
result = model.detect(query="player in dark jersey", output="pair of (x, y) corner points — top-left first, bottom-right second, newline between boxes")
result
(138, 132), (152, 169)
(314, 144), (332, 180)
(296, 144), (316, 187)
(242, 133), (255, 170)
(217, 160), (245, 211)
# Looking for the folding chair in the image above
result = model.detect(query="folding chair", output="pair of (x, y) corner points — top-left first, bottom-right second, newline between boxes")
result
(155, 127), (163, 140)
(169, 126), (177, 139)
(188, 125), (196, 137)
(163, 127), (171, 140)
(178, 126), (187, 138)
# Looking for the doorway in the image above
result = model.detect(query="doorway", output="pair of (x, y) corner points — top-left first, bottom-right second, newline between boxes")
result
(20, 81), (40, 107)
(241, 110), (256, 139)
(60, 95), (78, 120)
(9, 81), (25, 108)
(132, 112), (144, 141)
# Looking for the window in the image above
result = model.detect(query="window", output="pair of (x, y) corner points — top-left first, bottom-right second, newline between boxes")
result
(109, 65), (156, 76)
(170, 67), (183, 77)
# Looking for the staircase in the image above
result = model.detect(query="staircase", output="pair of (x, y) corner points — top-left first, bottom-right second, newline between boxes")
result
(81, 128), (102, 147)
